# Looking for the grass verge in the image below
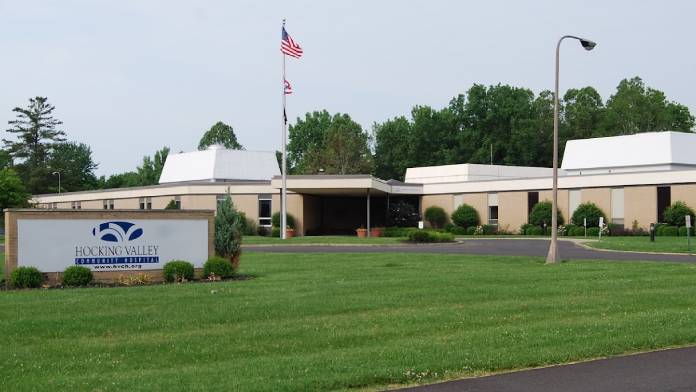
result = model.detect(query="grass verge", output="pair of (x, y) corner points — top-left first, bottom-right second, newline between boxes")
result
(3, 252), (696, 391)
(243, 235), (407, 245)
(585, 236), (696, 254)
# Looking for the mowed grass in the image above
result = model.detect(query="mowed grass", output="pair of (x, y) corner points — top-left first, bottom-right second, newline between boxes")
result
(586, 236), (696, 254)
(3, 253), (696, 391)
(243, 235), (407, 245)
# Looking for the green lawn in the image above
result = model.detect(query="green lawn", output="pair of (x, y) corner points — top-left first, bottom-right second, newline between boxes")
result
(586, 236), (696, 254)
(3, 253), (696, 391)
(243, 235), (407, 245)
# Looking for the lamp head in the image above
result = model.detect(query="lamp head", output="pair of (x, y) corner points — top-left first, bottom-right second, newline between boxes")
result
(579, 39), (596, 51)
(52, 171), (59, 175)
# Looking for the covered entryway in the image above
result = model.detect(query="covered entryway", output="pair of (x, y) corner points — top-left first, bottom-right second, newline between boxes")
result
(271, 175), (422, 236)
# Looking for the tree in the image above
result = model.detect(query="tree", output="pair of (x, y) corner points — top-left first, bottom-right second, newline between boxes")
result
(98, 171), (142, 189)
(48, 142), (99, 192)
(451, 204), (480, 228)
(0, 149), (11, 169)
(372, 116), (412, 180)
(287, 110), (332, 173)
(304, 115), (373, 174)
(289, 111), (372, 174)
(3, 97), (66, 194)
(602, 77), (695, 134)
(198, 121), (243, 150)
(136, 146), (169, 186)
(215, 194), (243, 271)
(0, 168), (29, 210)
(164, 199), (180, 210)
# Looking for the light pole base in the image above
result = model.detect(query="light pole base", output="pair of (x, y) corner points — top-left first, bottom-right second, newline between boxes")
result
(545, 240), (560, 264)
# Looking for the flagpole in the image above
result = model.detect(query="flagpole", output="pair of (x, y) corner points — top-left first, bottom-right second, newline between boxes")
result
(281, 20), (288, 240)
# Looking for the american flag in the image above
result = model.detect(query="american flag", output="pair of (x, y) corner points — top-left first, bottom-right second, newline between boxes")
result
(284, 79), (293, 94)
(281, 26), (303, 58)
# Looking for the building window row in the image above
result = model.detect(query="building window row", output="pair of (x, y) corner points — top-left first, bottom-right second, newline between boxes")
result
(71, 201), (81, 209)
(103, 199), (115, 209)
(487, 193), (498, 226)
(139, 197), (152, 210)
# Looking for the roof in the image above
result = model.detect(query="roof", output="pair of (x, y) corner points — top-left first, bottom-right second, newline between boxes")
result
(404, 163), (552, 184)
(561, 131), (696, 171)
(159, 146), (280, 183)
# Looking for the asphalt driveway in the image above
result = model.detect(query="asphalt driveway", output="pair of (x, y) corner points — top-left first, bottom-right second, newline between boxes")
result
(244, 238), (696, 263)
(396, 346), (696, 392)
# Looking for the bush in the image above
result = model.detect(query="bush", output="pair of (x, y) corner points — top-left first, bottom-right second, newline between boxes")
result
(571, 202), (607, 228)
(163, 260), (194, 283)
(445, 224), (468, 235)
(271, 211), (296, 229)
(387, 201), (420, 227)
(407, 230), (454, 243)
(678, 226), (694, 237)
(11, 266), (43, 288)
(203, 256), (234, 279)
(384, 227), (419, 237)
(424, 206), (448, 229)
(655, 223), (668, 236)
(587, 227), (600, 236)
(569, 226), (586, 236)
(661, 226), (679, 236)
(663, 201), (696, 226)
(520, 223), (534, 235)
(271, 227), (281, 238)
(466, 226), (477, 235)
(481, 224), (497, 235)
(164, 199), (180, 209)
(526, 226), (543, 236)
(528, 201), (565, 227)
(451, 204), (480, 228)
(607, 223), (626, 236)
(238, 212), (257, 236)
(563, 224), (577, 236)
(62, 266), (93, 286)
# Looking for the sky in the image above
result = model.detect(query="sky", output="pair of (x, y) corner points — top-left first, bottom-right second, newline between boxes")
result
(1, 0), (695, 176)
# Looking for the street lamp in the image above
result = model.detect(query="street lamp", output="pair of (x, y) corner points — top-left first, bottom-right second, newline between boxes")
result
(546, 35), (596, 264)
(52, 171), (61, 194)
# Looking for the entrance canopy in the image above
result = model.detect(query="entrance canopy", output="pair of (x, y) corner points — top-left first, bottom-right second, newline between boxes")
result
(270, 175), (422, 196)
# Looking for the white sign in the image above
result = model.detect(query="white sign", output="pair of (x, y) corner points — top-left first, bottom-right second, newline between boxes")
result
(418, 221), (424, 230)
(17, 219), (209, 272)
(583, 217), (587, 227)
(598, 217), (604, 227)
(687, 215), (692, 228)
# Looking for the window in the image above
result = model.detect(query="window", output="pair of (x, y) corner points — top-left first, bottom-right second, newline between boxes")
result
(174, 196), (181, 209)
(657, 186), (671, 223)
(487, 193), (498, 226)
(139, 197), (152, 210)
(103, 199), (114, 210)
(569, 189), (581, 217)
(611, 188), (624, 225)
(527, 192), (539, 217)
(258, 194), (272, 226)
(71, 201), (81, 210)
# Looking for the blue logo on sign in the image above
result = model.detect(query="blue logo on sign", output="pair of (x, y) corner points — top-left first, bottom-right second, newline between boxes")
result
(92, 221), (144, 242)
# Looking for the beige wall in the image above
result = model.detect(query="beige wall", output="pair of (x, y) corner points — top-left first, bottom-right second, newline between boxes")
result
(458, 193), (488, 225)
(498, 191), (527, 233)
(582, 188), (611, 224)
(81, 200), (102, 209)
(116, 198), (140, 209)
(421, 194), (454, 220)
(231, 195), (260, 221)
(152, 196), (174, 209)
(672, 184), (696, 211)
(624, 186), (656, 229)
(182, 195), (216, 210)
(272, 193), (304, 235)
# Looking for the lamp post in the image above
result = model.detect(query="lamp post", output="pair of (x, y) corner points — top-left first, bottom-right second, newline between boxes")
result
(52, 171), (61, 194)
(546, 35), (596, 264)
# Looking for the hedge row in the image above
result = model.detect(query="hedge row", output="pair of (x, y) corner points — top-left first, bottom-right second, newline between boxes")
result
(8, 257), (237, 289)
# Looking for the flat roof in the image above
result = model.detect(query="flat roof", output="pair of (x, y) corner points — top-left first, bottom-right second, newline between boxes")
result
(270, 175), (423, 196)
